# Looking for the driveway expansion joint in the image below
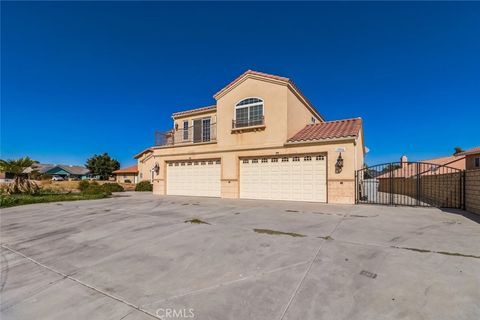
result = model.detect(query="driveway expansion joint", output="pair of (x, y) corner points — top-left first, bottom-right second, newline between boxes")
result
(0, 245), (160, 319)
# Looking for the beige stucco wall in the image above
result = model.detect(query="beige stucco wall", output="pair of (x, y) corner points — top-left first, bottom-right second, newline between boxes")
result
(286, 89), (322, 138)
(147, 139), (358, 203)
(216, 78), (289, 148)
(137, 152), (155, 182)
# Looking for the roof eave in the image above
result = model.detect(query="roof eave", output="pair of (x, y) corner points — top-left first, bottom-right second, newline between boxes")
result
(213, 72), (324, 122)
(172, 107), (217, 119)
(284, 136), (358, 146)
(134, 148), (153, 159)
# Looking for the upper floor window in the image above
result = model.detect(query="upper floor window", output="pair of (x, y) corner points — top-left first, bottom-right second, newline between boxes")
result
(183, 120), (189, 140)
(234, 98), (264, 128)
(475, 157), (480, 168)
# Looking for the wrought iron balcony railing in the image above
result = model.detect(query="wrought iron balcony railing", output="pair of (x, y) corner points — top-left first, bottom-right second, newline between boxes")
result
(155, 123), (217, 146)
(232, 116), (265, 129)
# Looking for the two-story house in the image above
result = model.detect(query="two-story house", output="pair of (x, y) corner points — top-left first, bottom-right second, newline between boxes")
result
(135, 70), (365, 204)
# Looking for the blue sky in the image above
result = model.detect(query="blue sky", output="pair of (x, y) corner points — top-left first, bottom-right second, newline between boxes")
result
(2, 2), (479, 167)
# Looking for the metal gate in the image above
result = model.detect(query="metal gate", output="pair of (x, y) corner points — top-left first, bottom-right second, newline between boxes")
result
(355, 162), (464, 208)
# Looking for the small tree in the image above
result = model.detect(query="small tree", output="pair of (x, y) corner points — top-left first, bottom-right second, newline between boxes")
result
(85, 153), (120, 180)
(0, 157), (40, 194)
(453, 147), (464, 155)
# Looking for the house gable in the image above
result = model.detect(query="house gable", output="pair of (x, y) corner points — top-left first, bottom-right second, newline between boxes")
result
(214, 70), (325, 122)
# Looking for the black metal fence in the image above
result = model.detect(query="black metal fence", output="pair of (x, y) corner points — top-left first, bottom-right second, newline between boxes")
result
(356, 162), (464, 208)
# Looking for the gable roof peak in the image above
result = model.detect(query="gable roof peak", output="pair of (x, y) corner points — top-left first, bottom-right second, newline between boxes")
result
(214, 69), (324, 121)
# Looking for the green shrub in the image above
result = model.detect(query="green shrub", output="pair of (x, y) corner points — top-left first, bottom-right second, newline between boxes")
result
(0, 194), (19, 207)
(83, 184), (111, 196)
(0, 193), (109, 208)
(78, 180), (90, 191)
(102, 183), (124, 192)
(135, 180), (153, 192)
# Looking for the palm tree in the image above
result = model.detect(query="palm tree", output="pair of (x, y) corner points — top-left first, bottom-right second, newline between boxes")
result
(0, 157), (39, 194)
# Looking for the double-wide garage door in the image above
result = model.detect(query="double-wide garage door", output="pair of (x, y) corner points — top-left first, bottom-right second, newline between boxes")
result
(240, 155), (327, 202)
(166, 160), (221, 197)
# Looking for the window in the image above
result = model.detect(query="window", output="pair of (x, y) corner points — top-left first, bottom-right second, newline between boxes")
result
(281, 157), (289, 162)
(293, 156), (300, 162)
(252, 159), (258, 163)
(202, 118), (211, 142)
(311, 117), (316, 124)
(208, 161), (213, 165)
(215, 160), (221, 164)
(271, 158), (278, 163)
(475, 157), (480, 168)
(168, 163), (173, 166)
(174, 163), (179, 166)
(243, 159), (249, 164)
(235, 98), (264, 127)
(304, 156), (312, 161)
(193, 117), (211, 143)
(183, 121), (189, 140)
(261, 158), (268, 163)
(316, 155), (325, 161)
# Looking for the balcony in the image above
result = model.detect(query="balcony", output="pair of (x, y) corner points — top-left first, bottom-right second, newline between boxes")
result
(155, 123), (216, 146)
(232, 116), (265, 133)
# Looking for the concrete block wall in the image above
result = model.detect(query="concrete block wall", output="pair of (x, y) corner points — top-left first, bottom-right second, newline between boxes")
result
(378, 172), (463, 208)
(465, 169), (480, 215)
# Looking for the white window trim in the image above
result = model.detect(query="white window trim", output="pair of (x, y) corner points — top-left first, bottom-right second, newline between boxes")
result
(234, 97), (264, 121)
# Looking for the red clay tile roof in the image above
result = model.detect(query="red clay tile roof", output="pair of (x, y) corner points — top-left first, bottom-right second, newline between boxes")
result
(288, 118), (362, 143)
(457, 146), (480, 156)
(112, 165), (138, 174)
(172, 105), (216, 118)
(214, 70), (325, 121)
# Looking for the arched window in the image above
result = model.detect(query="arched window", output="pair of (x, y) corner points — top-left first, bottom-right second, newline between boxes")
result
(235, 98), (264, 128)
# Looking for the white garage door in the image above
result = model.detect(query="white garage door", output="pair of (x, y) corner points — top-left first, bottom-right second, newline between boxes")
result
(240, 155), (326, 202)
(167, 160), (221, 197)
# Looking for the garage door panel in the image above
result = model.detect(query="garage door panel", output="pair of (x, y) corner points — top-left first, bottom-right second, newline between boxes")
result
(240, 155), (326, 203)
(167, 160), (220, 197)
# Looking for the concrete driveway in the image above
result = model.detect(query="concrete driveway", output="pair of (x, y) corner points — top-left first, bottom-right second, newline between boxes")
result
(1, 192), (479, 320)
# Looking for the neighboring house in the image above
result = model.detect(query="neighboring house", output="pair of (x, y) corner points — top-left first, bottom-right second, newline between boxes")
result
(112, 165), (138, 183)
(135, 70), (365, 204)
(0, 171), (15, 183)
(24, 163), (90, 180)
(457, 147), (480, 170)
(377, 154), (466, 180)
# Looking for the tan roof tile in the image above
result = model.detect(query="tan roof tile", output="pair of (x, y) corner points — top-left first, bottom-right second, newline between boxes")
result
(113, 165), (138, 174)
(172, 105), (216, 118)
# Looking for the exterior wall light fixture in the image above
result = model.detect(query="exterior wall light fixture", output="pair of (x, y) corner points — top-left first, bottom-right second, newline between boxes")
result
(335, 153), (344, 174)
